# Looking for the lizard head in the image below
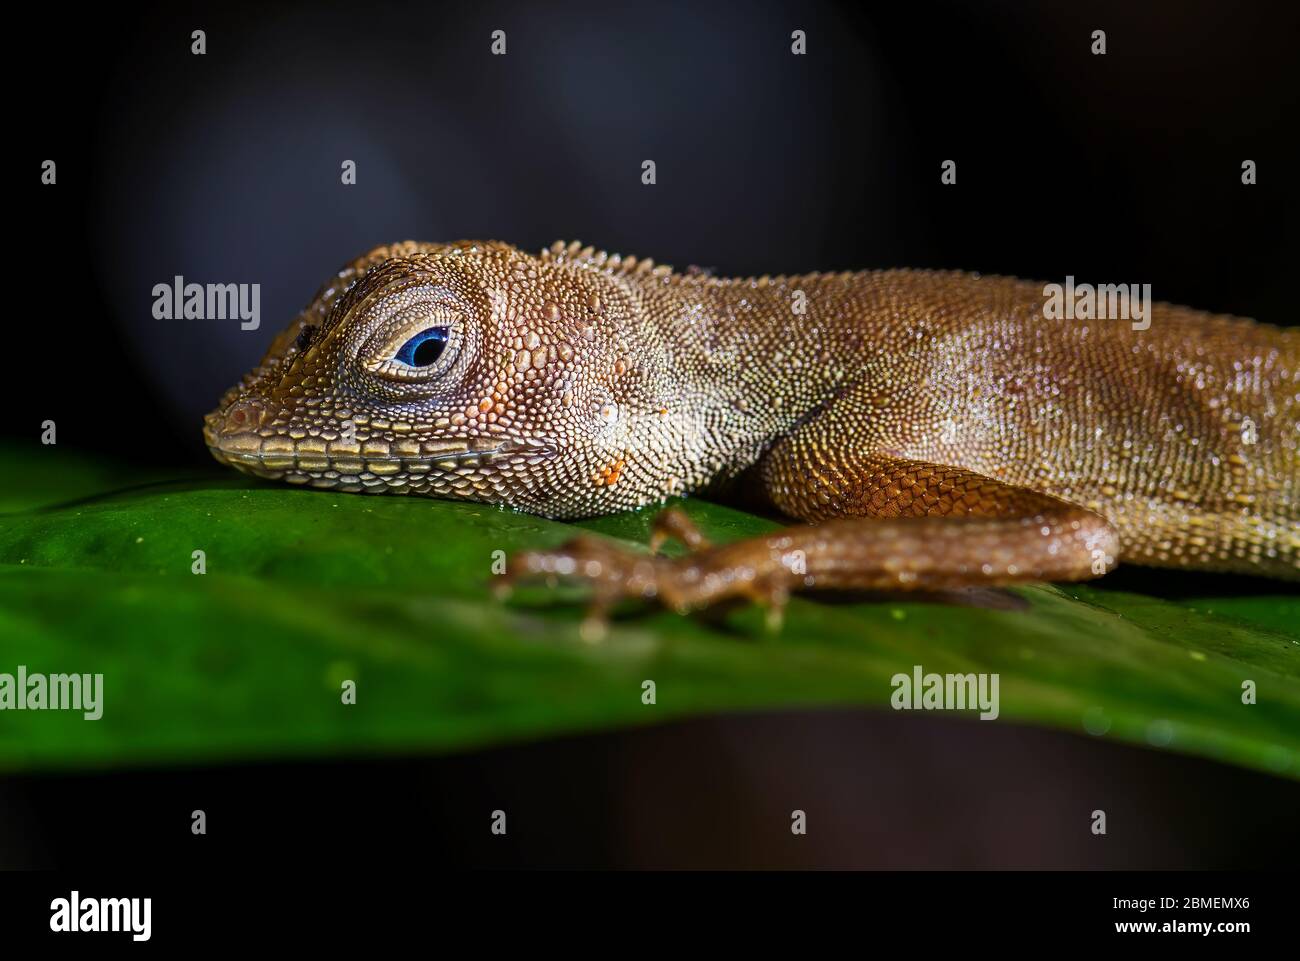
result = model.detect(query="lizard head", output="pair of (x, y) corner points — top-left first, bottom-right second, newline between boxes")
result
(205, 240), (677, 518)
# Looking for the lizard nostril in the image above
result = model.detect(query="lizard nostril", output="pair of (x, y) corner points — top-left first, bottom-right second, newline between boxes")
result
(220, 399), (265, 435)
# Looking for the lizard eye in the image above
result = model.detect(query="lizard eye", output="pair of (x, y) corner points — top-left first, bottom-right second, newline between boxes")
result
(353, 291), (468, 389)
(393, 326), (449, 368)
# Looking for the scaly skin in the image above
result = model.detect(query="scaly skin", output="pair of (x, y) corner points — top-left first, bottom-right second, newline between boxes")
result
(206, 240), (1299, 626)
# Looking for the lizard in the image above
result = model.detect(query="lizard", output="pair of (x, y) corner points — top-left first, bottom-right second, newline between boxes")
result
(205, 240), (1299, 629)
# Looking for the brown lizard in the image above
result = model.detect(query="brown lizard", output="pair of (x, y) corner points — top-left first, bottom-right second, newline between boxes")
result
(205, 240), (1299, 627)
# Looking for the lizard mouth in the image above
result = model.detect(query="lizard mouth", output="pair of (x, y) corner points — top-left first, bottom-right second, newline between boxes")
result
(204, 420), (556, 491)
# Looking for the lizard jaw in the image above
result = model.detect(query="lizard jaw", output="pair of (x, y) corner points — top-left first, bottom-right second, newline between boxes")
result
(204, 417), (556, 495)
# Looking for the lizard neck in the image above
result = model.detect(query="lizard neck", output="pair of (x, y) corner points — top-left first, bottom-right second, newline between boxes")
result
(628, 270), (883, 489)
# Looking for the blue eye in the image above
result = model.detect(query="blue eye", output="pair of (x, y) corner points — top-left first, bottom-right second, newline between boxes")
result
(394, 326), (449, 367)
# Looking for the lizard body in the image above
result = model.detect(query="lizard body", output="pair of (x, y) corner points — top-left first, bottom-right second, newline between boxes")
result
(206, 240), (1299, 620)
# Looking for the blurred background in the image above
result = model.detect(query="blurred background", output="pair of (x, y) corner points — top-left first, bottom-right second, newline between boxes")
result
(4, 0), (1298, 867)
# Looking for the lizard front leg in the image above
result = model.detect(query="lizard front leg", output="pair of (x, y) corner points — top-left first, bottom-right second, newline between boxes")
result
(504, 453), (1119, 634)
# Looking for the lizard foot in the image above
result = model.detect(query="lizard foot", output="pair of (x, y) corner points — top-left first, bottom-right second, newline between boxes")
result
(497, 509), (790, 639)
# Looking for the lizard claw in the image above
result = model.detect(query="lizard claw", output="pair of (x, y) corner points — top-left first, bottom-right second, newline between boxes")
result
(648, 505), (711, 554)
(740, 577), (789, 633)
(579, 609), (610, 644)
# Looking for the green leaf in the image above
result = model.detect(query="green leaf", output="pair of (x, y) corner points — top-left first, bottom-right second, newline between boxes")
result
(0, 442), (1296, 778)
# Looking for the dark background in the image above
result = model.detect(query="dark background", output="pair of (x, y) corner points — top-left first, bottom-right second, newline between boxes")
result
(12, 0), (1297, 457)
(3, 0), (1298, 867)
